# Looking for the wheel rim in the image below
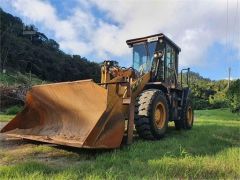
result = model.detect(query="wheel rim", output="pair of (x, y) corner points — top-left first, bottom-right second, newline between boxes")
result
(154, 102), (166, 129)
(187, 106), (193, 125)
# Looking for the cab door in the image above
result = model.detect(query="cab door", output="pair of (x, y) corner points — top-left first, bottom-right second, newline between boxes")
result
(165, 43), (178, 87)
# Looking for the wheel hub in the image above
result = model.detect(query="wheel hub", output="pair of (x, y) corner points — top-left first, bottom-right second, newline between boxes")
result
(154, 102), (166, 129)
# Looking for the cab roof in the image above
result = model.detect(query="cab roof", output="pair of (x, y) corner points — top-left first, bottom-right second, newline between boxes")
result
(126, 33), (181, 52)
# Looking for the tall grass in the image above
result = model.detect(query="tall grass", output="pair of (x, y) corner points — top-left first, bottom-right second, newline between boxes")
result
(0, 72), (46, 86)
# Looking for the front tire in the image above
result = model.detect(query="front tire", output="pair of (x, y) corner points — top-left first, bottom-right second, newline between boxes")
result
(134, 89), (169, 140)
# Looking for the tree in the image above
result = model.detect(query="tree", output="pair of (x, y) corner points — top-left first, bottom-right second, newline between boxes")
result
(227, 79), (240, 113)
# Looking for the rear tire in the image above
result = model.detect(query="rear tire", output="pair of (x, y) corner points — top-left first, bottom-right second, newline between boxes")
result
(182, 100), (194, 129)
(174, 100), (194, 130)
(134, 89), (169, 140)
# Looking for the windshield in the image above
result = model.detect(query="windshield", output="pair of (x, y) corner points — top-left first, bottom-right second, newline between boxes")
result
(133, 42), (157, 74)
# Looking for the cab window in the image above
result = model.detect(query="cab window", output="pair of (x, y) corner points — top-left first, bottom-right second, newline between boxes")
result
(165, 44), (176, 83)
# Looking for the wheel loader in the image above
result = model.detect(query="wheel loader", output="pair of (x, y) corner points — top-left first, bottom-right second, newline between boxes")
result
(1, 33), (194, 149)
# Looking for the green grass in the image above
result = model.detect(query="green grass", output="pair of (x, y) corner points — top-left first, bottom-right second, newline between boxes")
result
(0, 114), (15, 122)
(0, 72), (46, 86)
(5, 105), (23, 115)
(0, 109), (239, 179)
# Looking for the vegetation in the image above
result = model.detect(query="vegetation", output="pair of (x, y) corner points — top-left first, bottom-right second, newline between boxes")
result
(181, 72), (230, 110)
(0, 114), (15, 122)
(227, 79), (240, 113)
(0, 109), (239, 179)
(0, 72), (45, 86)
(5, 105), (22, 115)
(0, 8), (101, 83)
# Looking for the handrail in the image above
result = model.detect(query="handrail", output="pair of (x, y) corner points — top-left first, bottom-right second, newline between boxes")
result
(181, 68), (190, 87)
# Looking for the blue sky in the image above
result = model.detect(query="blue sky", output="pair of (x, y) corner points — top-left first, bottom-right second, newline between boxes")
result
(1, 0), (239, 80)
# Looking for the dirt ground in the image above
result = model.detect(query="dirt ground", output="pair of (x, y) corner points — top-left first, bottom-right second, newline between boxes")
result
(0, 122), (25, 149)
(0, 122), (102, 168)
(0, 122), (20, 141)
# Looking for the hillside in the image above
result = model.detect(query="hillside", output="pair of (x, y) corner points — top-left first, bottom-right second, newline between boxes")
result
(0, 8), (100, 82)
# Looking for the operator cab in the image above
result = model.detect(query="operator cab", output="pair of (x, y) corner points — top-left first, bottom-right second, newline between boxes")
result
(126, 33), (181, 88)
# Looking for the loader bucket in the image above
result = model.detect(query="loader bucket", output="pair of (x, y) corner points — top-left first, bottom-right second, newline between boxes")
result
(0, 80), (125, 148)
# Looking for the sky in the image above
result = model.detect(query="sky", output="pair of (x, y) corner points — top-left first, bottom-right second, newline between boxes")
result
(0, 0), (240, 80)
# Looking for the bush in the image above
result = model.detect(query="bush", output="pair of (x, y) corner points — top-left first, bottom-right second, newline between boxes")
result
(227, 79), (240, 113)
(209, 91), (228, 109)
(16, 72), (31, 85)
(192, 97), (210, 110)
(6, 105), (22, 115)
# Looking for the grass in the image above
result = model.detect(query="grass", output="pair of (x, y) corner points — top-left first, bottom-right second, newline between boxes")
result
(5, 105), (23, 115)
(0, 72), (46, 86)
(0, 108), (239, 179)
(0, 114), (15, 122)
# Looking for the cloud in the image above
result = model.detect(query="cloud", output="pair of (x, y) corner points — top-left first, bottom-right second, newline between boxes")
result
(4, 0), (240, 68)
(89, 0), (240, 66)
(10, 0), (90, 54)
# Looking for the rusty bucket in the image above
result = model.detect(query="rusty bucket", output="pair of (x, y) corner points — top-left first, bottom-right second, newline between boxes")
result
(0, 80), (125, 148)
